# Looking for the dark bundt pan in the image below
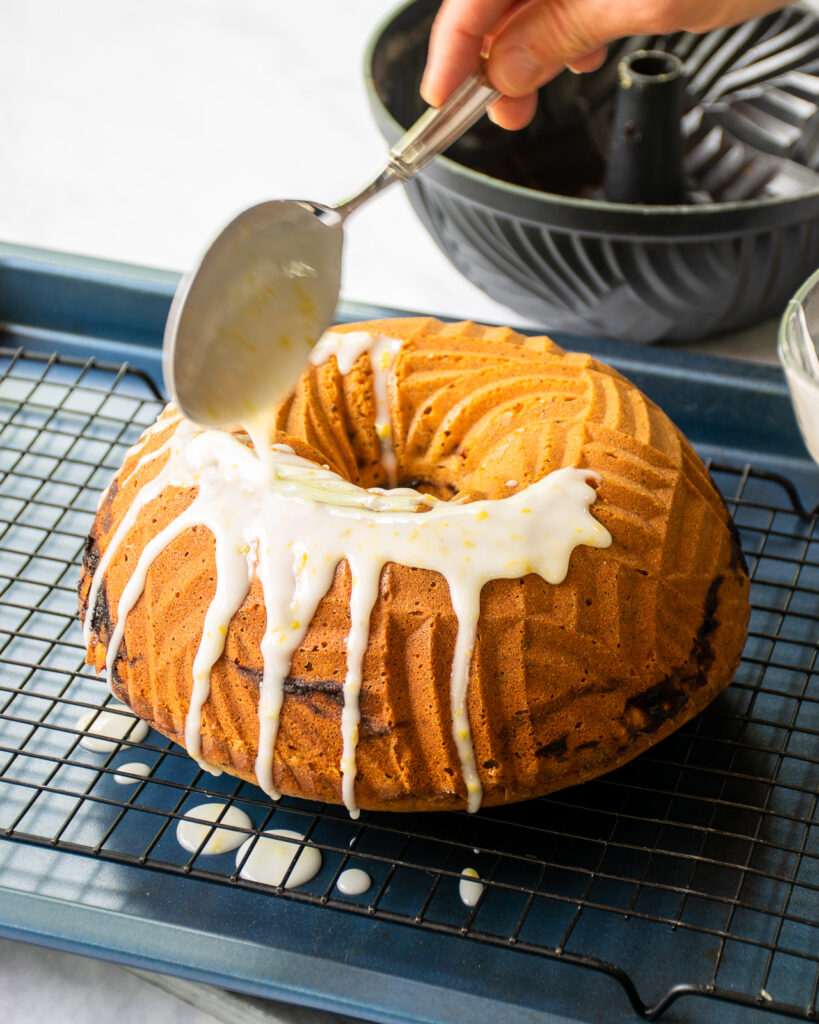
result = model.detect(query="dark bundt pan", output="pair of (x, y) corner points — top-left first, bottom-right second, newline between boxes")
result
(364, 0), (819, 342)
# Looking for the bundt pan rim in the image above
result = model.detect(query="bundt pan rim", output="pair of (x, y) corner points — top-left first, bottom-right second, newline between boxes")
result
(363, 0), (819, 238)
(78, 317), (751, 815)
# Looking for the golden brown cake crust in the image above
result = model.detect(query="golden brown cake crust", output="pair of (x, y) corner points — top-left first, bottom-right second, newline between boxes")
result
(78, 319), (750, 811)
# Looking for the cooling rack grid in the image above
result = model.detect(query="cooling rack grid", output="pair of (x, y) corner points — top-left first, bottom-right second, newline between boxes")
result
(0, 345), (817, 1022)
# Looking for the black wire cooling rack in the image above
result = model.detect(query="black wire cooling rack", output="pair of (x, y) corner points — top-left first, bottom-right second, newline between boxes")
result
(0, 346), (817, 1022)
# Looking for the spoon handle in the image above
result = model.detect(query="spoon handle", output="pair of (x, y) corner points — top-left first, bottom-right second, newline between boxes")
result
(389, 70), (500, 178)
(334, 71), (500, 219)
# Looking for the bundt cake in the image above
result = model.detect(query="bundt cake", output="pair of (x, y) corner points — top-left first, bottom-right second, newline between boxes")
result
(78, 318), (750, 815)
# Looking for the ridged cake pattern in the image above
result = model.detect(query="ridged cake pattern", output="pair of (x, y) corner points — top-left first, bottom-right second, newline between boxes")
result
(79, 319), (749, 812)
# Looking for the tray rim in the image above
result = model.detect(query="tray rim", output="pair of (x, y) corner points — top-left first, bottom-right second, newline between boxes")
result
(0, 240), (796, 378)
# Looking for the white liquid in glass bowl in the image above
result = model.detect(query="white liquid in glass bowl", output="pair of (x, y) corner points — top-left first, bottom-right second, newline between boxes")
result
(778, 274), (819, 465)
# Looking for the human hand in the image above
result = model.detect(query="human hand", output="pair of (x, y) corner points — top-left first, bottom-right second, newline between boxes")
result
(421, 0), (789, 129)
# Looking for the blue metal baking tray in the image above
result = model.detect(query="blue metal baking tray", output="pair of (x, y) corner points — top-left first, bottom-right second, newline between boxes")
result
(0, 242), (817, 1024)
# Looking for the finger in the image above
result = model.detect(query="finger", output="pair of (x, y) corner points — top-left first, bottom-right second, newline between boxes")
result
(486, 0), (685, 97)
(659, 0), (792, 35)
(421, 0), (519, 106)
(566, 44), (608, 74)
(487, 0), (605, 96)
(486, 0), (792, 97)
(487, 91), (538, 129)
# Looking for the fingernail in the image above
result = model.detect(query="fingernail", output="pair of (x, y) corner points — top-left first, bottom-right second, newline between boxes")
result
(420, 71), (442, 107)
(494, 44), (543, 94)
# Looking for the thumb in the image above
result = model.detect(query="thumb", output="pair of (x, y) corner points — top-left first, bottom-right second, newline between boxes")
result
(487, 0), (629, 96)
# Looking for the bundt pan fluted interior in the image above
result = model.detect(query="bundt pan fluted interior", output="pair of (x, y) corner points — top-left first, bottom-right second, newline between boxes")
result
(365, 0), (819, 342)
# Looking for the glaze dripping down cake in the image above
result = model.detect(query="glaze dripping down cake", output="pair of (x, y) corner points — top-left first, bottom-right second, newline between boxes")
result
(78, 318), (750, 814)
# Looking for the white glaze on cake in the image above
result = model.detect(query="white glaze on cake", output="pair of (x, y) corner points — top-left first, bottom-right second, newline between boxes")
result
(85, 331), (612, 817)
(96, 409), (183, 511)
(117, 417), (183, 494)
(310, 331), (403, 486)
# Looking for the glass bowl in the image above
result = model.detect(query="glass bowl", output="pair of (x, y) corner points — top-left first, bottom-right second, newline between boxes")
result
(778, 267), (819, 464)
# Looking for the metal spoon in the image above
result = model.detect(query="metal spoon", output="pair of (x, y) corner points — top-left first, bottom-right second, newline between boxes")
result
(163, 72), (499, 429)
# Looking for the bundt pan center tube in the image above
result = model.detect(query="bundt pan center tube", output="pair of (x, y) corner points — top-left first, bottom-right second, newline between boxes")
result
(604, 50), (685, 205)
(79, 319), (750, 815)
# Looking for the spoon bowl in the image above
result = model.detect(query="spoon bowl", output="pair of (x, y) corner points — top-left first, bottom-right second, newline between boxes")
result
(163, 71), (498, 429)
(163, 200), (342, 430)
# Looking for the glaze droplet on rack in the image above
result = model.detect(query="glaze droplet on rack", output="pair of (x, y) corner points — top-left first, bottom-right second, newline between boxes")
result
(336, 867), (372, 896)
(459, 867), (484, 907)
(114, 761), (151, 785)
(85, 329), (612, 817)
(76, 707), (149, 753)
(236, 829), (322, 888)
(176, 803), (253, 855)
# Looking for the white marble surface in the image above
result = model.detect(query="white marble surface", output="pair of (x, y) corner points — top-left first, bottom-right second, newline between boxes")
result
(0, 938), (217, 1024)
(0, 2), (796, 1022)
